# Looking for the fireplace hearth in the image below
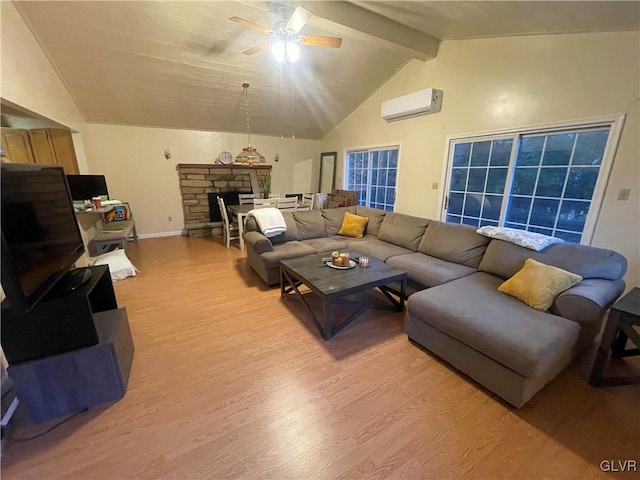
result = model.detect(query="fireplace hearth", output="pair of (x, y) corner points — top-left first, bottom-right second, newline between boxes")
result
(177, 163), (271, 237)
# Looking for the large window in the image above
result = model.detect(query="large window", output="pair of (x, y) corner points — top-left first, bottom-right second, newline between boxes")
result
(443, 117), (623, 244)
(345, 147), (399, 211)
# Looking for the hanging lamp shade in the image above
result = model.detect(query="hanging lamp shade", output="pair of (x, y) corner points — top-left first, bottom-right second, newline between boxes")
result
(235, 82), (265, 164)
(235, 145), (265, 164)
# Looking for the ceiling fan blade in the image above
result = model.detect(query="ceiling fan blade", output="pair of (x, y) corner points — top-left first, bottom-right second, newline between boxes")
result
(243, 41), (273, 56)
(229, 16), (272, 35)
(298, 35), (343, 48)
(285, 6), (312, 34)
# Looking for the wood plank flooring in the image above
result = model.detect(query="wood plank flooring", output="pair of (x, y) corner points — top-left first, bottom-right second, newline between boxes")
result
(2, 236), (639, 479)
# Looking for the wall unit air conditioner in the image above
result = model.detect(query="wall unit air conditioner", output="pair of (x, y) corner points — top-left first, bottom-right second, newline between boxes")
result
(381, 88), (443, 122)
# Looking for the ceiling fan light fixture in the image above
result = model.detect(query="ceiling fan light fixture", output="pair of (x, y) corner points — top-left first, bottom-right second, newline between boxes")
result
(286, 41), (301, 63)
(271, 40), (286, 62)
(271, 39), (300, 63)
(232, 7), (342, 59)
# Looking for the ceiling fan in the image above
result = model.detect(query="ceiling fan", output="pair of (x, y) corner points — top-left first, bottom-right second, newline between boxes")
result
(229, 4), (342, 60)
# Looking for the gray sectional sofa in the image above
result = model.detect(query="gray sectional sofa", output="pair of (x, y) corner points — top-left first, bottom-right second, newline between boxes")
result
(243, 206), (627, 407)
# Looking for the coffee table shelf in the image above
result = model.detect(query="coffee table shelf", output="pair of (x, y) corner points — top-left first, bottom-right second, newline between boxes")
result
(280, 250), (407, 340)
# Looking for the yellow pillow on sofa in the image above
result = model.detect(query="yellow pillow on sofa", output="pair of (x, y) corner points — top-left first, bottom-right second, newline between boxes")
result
(338, 212), (369, 238)
(498, 258), (583, 311)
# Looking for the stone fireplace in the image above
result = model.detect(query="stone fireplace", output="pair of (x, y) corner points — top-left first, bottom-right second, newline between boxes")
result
(177, 163), (272, 237)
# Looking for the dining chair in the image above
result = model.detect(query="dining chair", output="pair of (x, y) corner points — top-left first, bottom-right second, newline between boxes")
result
(276, 197), (298, 212)
(253, 198), (277, 209)
(217, 196), (240, 248)
(238, 193), (255, 205)
(298, 193), (314, 211)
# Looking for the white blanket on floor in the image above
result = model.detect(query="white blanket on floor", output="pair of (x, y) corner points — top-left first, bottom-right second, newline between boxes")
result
(247, 208), (287, 238)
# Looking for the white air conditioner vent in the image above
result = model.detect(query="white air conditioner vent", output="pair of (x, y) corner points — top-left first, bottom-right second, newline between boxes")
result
(381, 88), (443, 122)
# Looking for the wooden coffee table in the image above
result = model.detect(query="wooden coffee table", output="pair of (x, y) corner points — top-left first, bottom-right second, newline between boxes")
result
(280, 250), (408, 340)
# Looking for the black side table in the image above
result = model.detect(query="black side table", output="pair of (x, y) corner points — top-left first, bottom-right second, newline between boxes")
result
(590, 287), (640, 387)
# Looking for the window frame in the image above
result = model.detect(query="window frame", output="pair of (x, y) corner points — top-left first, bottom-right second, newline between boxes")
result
(343, 142), (402, 211)
(438, 114), (626, 245)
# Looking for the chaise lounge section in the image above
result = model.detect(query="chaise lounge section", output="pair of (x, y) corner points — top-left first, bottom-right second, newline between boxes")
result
(243, 206), (627, 406)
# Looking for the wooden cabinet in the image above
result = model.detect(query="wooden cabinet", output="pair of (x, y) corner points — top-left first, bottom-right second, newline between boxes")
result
(49, 128), (79, 174)
(1, 127), (79, 173)
(28, 129), (56, 164)
(1, 128), (35, 164)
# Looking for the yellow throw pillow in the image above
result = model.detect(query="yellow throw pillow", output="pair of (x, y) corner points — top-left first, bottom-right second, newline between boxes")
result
(498, 258), (583, 311)
(338, 212), (369, 238)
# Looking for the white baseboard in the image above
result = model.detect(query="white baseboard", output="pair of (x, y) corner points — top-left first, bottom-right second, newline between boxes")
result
(137, 230), (184, 239)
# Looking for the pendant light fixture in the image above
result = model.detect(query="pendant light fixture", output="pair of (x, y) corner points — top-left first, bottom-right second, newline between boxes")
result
(235, 82), (265, 164)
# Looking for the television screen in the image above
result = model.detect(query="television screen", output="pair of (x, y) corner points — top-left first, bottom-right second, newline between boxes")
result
(66, 174), (109, 201)
(1, 164), (85, 311)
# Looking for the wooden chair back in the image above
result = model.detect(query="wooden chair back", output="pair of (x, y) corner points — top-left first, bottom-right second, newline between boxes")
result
(238, 193), (255, 205)
(300, 193), (314, 210)
(275, 197), (298, 212)
(253, 198), (277, 209)
(217, 196), (240, 248)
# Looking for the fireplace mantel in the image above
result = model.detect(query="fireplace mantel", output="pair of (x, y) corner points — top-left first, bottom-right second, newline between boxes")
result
(176, 163), (272, 170)
(177, 163), (272, 237)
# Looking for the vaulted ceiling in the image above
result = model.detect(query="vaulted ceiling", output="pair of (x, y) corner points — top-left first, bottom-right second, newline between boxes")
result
(13, 1), (640, 139)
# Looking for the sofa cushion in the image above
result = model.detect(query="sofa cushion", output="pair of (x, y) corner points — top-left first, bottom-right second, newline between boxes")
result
(479, 239), (627, 280)
(330, 234), (374, 246)
(355, 206), (387, 236)
(407, 272), (581, 379)
(378, 212), (430, 251)
(293, 210), (326, 240)
(260, 241), (317, 269)
(387, 253), (477, 288)
(300, 237), (348, 253)
(351, 238), (414, 262)
(338, 212), (369, 238)
(498, 258), (583, 311)
(321, 206), (356, 236)
(265, 212), (299, 245)
(418, 221), (490, 268)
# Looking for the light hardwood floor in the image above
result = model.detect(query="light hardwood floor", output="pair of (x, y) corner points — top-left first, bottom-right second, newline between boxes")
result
(3, 236), (639, 479)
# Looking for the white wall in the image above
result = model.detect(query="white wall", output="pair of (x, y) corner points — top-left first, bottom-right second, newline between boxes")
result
(321, 31), (640, 288)
(0, 1), (89, 171)
(82, 124), (320, 236)
(0, 2), (84, 128)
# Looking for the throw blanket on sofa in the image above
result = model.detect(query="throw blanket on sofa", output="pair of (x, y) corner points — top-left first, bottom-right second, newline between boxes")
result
(247, 208), (287, 238)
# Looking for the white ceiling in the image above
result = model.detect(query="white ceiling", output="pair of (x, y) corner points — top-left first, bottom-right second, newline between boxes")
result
(13, 1), (640, 140)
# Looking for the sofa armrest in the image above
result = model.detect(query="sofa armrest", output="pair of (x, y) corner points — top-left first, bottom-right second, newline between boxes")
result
(550, 278), (626, 345)
(243, 231), (273, 254)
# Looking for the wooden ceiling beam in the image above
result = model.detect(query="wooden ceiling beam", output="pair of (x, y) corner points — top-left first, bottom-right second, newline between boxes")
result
(300, 1), (439, 61)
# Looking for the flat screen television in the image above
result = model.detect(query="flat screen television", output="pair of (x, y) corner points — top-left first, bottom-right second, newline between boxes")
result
(1, 164), (87, 312)
(66, 174), (109, 201)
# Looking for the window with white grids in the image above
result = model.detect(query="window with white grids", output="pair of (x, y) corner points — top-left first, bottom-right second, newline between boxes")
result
(442, 117), (623, 244)
(345, 147), (399, 211)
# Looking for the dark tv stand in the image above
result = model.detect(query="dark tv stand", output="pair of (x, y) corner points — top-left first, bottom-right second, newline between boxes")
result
(2, 266), (112, 364)
(51, 267), (93, 295)
(1, 266), (134, 424)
